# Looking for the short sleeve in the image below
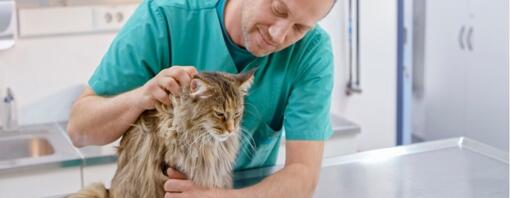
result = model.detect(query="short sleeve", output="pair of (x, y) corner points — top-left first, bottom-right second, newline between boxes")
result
(283, 30), (334, 141)
(88, 0), (171, 96)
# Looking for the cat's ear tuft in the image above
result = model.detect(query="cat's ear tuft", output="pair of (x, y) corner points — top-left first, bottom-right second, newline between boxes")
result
(237, 67), (257, 94)
(190, 78), (211, 99)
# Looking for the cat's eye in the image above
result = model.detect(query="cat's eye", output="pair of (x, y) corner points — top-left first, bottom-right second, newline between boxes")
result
(214, 111), (225, 119)
(234, 112), (241, 118)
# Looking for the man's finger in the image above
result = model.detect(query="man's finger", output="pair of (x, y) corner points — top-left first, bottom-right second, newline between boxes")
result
(153, 87), (170, 105)
(172, 71), (191, 90)
(164, 192), (185, 198)
(158, 77), (180, 96)
(181, 66), (198, 77)
(167, 168), (187, 179)
(164, 179), (192, 192)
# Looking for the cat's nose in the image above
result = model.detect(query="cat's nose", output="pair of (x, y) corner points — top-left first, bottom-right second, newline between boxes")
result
(226, 120), (235, 133)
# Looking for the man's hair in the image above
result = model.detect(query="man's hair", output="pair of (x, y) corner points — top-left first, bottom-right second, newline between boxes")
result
(327, 0), (338, 15)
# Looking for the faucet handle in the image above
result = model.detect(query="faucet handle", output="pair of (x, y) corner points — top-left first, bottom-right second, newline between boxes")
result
(1, 87), (17, 131)
(4, 87), (14, 102)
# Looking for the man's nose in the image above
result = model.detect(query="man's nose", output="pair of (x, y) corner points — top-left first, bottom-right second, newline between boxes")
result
(268, 20), (292, 45)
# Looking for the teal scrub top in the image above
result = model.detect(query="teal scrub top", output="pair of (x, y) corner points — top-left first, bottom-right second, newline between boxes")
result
(89, 0), (334, 172)
(216, 0), (255, 70)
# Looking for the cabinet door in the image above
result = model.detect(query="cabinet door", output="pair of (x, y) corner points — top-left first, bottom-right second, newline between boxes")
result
(424, 0), (470, 140)
(0, 167), (82, 197)
(464, 0), (509, 150)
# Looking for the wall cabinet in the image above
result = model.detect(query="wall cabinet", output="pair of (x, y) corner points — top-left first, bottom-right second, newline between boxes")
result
(421, 0), (508, 150)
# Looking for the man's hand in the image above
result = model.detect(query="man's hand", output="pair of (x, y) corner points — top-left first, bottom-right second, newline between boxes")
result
(67, 66), (197, 147)
(164, 168), (224, 198)
(137, 66), (197, 110)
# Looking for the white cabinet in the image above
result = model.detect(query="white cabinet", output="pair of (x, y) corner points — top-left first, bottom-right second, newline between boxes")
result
(422, 0), (508, 150)
(464, 0), (509, 150)
(0, 167), (82, 198)
(424, 0), (470, 142)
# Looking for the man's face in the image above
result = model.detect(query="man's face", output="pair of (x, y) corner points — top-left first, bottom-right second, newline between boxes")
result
(239, 0), (334, 57)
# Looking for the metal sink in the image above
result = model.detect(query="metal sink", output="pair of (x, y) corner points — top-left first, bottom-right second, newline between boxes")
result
(0, 124), (82, 172)
(0, 134), (55, 161)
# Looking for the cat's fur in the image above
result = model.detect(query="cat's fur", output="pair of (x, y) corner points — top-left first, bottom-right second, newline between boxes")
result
(69, 70), (255, 198)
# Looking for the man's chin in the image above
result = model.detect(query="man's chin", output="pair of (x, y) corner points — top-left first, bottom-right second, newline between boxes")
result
(251, 51), (270, 57)
(244, 39), (272, 57)
(246, 45), (273, 57)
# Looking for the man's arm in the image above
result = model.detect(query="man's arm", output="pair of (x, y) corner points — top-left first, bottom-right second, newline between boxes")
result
(232, 140), (324, 197)
(67, 86), (145, 147)
(67, 66), (197, 147)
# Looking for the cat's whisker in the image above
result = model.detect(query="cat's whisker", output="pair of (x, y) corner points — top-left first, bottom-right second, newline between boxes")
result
(235, 139), (255, 158)
(243, 102), (263, 119)
(236, 128), (257, 158)
(240, 136), (256, 155)
(239, 128), (256, 147)
(242, 110), (261, 120)
(190, 132), (208, 148)
(244, 102), (259, 111)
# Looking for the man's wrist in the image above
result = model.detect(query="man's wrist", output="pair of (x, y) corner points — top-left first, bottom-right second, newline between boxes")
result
(119, 87), (146, 115)
(129, 86), (150, 111)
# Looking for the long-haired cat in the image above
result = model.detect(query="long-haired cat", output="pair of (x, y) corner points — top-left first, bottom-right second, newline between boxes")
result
(69, 69), (255, 198)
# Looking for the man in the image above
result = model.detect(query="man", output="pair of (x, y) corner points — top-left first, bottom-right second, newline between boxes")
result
(68, 0), (336, 197)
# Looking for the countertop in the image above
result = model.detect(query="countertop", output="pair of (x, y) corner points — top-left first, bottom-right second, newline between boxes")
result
(234, 137), (509, 198)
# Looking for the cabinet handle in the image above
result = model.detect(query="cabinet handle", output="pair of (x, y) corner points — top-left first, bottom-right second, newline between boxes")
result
(458, 25), (466, 50)
(466, 26), (474, 51)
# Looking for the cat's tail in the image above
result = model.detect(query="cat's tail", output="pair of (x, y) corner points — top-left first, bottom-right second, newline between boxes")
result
(67, 182), (109, 198)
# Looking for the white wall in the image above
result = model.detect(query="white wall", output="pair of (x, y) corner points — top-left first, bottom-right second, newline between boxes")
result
(0, 48), (6, 128)
(321, 0), (398, 151)
(0, 50), (5, 94)
(0, 33), (115, 125)
(319, 1), (348, 116)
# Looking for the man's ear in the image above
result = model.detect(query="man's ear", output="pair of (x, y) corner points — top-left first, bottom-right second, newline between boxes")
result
(190, 78), (211, 99)
(236, 68), (257, 94)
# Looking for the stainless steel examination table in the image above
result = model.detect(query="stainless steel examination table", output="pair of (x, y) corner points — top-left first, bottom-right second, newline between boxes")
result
(234, 137), (509, 198)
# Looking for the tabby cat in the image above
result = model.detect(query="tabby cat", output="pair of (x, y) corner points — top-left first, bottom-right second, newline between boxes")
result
(69, 69), (255, 198)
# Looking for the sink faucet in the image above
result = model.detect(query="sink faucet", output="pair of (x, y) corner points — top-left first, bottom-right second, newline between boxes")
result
(1, 87), (18, 130)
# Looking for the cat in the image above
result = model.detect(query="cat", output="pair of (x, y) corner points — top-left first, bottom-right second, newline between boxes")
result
(69, 69), (255, 198)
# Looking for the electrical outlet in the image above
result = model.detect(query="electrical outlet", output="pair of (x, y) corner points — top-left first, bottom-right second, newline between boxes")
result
(92, 4), (137, 31)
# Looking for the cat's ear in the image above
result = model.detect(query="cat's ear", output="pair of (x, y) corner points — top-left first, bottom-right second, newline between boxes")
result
(236, 67), (257, 94)
(190, 77), (211, 99)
